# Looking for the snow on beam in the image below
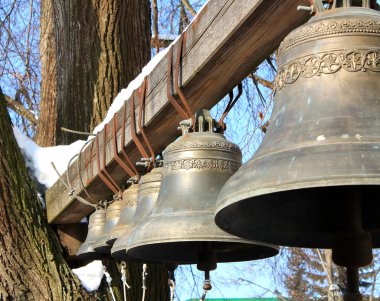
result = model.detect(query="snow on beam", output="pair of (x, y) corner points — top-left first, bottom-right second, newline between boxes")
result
(46, 0), (310, 224)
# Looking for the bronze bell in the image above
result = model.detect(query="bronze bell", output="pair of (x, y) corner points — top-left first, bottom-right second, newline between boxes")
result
(126, 110), (279, 270)
(93, 197), (123, 254)
(107, 182), (139, 247)
(215, 3), (380, 269)
(76, 207), (106, 261)
(111, 167), (163, 260)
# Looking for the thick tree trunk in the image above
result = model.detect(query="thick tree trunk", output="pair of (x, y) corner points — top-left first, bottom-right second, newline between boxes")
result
(51, 0), (151, 144)
(35, 0), (169, 299)
(0, 89), (92, 300)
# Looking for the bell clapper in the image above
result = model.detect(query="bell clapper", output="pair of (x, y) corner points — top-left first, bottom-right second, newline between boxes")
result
(200, 270), (212, 301)
(197, 242), (217, 301)
(332, 187), (372, 301)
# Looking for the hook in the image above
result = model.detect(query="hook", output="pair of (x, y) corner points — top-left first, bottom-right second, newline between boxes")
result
(112, 111), (137, 177)
(130, 91), (150, 160)
(167, 44), (189, 120)
(137, 77), (156, 165)
(95, 129), (120, 195)
(218, 83), (243, 130)
(174, 32), (195, 126)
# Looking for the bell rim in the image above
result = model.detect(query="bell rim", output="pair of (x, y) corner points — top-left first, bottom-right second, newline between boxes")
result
(126, 239), (279, 265)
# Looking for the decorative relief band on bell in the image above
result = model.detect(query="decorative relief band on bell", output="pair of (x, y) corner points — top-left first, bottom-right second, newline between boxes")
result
(278, 18), (380, 54)
(163, 159), (241, 173)
(138, 187), (161, 196)
(164, 140), (241, 155)
(274, 49), (380, 92)
(139, 174), (162, 184)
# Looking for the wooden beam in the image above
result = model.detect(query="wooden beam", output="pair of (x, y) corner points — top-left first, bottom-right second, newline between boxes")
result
(46, 0), (310, 224)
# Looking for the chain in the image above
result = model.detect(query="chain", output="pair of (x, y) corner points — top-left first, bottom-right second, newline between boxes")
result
(121, 261), (131, 301)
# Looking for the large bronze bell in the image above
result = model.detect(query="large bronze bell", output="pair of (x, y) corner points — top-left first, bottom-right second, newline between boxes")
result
(76, 207), (106, 261)
(215, 3), (380, 268)
(126, 110), (279, 270)
(106, 182), (139, 247)
(111, 167), (163, 260)
(93, 198), (123, 254)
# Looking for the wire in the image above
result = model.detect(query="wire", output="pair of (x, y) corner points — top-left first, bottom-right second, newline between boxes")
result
(61, 127), (96, 136)
(50, 162), (97, 208)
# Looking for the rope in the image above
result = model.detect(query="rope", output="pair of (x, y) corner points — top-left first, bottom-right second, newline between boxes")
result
(121, 261), (131, 301)
(169, 279), (175, 301)
(104, 267), (116, 301)
(142, 264), (148, 301)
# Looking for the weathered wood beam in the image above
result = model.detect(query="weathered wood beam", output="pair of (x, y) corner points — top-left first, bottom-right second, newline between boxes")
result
(46, 0), (310, 224)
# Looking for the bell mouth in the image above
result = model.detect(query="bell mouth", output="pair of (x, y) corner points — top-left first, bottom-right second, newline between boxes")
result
(127, 240), (279, 265)
(76, 243), (104, 261)
(93, 244), (111, 254)
(215, 185), (380, 249)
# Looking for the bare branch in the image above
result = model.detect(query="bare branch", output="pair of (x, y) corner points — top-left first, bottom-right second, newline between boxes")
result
(150, 37), (175, 48)
(181, 0), (197, 17)
(249, 73), (274, 90)
(152, 0), (160, 52)
(4, 94), (37, 124)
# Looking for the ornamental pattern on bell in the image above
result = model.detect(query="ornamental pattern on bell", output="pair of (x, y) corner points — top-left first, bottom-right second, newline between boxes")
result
(274, 49), (380, 92)
(164, 140), (241, 155)
(279, 18), (380, 54)
(163, 159), (241, 173)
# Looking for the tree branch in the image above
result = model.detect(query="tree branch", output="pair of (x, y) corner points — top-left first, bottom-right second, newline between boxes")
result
(152, 0), (160, 52)
(4, 94), (37, 125)
(181, 0), (197, 17)
(249, 73), (274, 90)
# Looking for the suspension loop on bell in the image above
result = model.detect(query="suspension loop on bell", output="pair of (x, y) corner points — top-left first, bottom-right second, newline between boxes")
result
(77, 137), (97, 203)
(174, 32), (195, 127)
(112, 111), (137, 178)
(137, 77), (156, 166)
(167, 46), (189, 121)
(218, 83), (243, 132)
(95, 130), (120, 195)
(102, 124), (122, 194)
(130, 91), (152, 168)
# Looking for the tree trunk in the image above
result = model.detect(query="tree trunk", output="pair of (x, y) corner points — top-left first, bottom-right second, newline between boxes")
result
(51, 0), (151, 144)
(37, 0), (58, 147)
(0, 88), (92, 300)
(35, 0), (169, 299)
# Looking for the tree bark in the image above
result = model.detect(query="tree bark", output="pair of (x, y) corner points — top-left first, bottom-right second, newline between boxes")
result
(37, 0), (58, 147)
(0, 88), (92, 300)
(51, 0), (151, 144)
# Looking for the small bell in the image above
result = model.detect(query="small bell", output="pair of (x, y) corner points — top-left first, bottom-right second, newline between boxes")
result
(93, 196), (123, 254)
(76, 207), (106, 261)
(107, 182), (139, 247)
(111, 167), (163, 260)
